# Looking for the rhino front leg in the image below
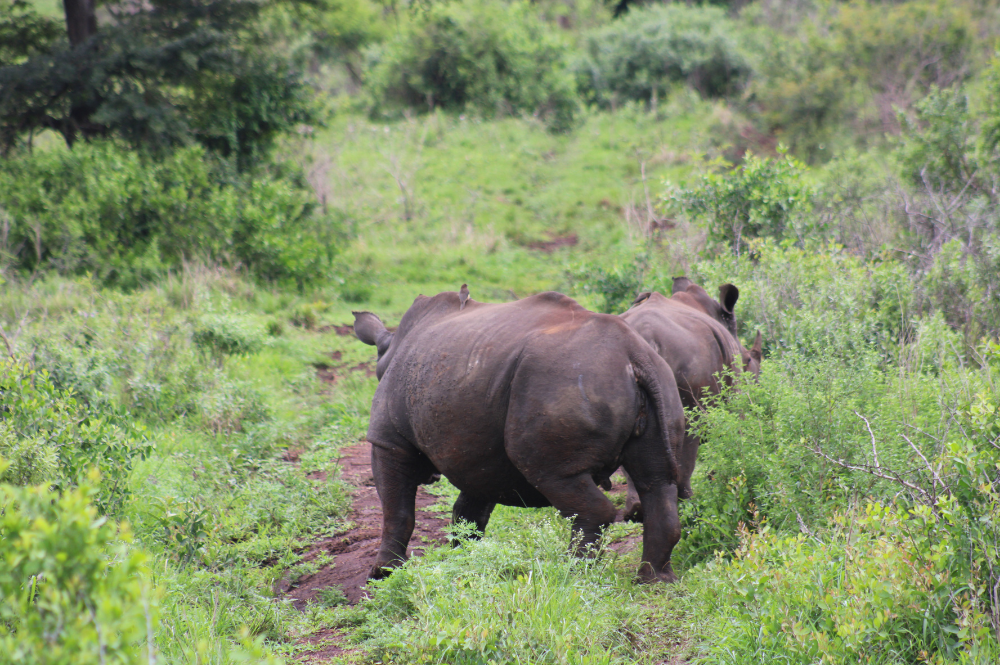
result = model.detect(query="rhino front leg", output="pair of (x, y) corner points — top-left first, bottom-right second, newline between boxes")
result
(622, 468), (644, 523)
(369, 443), (434, 579)
(451, 491), (496, 545)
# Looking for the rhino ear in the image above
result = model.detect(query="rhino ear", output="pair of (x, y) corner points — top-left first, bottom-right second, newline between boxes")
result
(718, 284), (739, 313)
(353, 311), (392, 353)
(671, 276), (694, 295)
(750, 330), (762, 362)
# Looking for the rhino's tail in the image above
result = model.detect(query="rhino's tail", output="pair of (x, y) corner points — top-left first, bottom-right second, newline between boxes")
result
(628, 341), (684, 481)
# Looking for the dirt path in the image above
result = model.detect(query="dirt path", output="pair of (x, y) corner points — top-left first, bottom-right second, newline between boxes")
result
(288, 440), (450, 609)
(287, 440), (451, 662)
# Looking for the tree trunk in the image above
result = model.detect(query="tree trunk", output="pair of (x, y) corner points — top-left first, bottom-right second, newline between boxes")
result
(62, 0), (99, 145)
(63, 0), (98, 47)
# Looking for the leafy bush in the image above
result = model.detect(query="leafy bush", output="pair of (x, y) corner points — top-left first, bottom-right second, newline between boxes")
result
(673, 150), (816, 256)
(0, 142), (337, 286)
(575, 4), (754, 107)
(365, 0), (579, 132)
(192, 314), (265, 364)
(688, 344), (1000, 662)
(0, 360), (151, 515)
(0, 475), (152, 663)
(570, 251), (650, 313)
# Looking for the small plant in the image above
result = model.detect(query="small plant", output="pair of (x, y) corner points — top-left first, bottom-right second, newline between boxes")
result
(673, 148), (815, 256)
(192, 313), (264, 364)
(0, 472), (152, 663)
(150, 497), (212, 567)
(316, 586), (348, 608)
(198, 377), (269, 435)
(571, 252), (649, 314)
(289, 300), (331, 330)
(266, 319), (284, 337)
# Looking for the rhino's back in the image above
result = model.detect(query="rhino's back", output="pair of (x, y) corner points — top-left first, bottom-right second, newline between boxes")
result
(622, 293), (738, 405)
(371, 291), (620, 496)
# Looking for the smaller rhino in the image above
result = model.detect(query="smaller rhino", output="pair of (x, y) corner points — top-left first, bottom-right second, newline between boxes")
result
(620, 277), (762, 519)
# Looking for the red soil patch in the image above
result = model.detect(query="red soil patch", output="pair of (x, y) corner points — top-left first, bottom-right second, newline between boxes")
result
(312, 353), (376, 386)
(526, 233), (579, 253)
(286, 441), (450, 608)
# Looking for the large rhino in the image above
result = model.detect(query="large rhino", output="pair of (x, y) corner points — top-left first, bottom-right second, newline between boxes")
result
(619, 277), (762, 520)
(353, 289), (687, 582)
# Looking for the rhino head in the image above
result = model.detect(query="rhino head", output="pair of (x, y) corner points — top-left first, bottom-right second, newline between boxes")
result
(672, 277), (762, 376)
(671, 277), (739, 338)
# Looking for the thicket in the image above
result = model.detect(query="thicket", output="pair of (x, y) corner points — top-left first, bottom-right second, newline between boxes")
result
(0, 142), (337, 286)
(574, 4), (754, 107)
(0, 477), (153, 664)
(0, 0), (343, 286)
(365, 0), (579, 132)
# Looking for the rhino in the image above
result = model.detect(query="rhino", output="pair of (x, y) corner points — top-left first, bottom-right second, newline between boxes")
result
(353, 288), (687, 583)
(619, 277), (762, 520)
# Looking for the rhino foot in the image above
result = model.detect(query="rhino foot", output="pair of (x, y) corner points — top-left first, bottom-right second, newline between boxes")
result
(623, 501), (644, 523)
(637, 562), (677, 584)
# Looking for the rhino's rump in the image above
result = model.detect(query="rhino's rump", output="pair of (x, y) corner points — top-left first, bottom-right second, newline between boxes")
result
(369, 297), (644, 505)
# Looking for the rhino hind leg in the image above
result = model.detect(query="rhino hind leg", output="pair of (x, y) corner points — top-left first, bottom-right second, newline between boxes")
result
(368, 443), (436, 579)
(533, 472), (617, 556)
(451, 492), (496, 545)
(621, 449), (681, 583)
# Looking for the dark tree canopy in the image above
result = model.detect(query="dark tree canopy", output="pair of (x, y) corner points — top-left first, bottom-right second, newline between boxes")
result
(0, 0), (320, 169)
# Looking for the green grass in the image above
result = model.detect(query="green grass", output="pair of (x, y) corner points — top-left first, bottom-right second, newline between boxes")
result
(302, 98), (715, 318)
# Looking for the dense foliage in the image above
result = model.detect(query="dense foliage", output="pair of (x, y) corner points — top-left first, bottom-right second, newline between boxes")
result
(365, 0), (579, 132)
(0, 142), (337, 286)
(575, 4), (753, 107)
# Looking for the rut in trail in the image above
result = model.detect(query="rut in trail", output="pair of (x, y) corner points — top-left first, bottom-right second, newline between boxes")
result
(286, 440), (451, 608)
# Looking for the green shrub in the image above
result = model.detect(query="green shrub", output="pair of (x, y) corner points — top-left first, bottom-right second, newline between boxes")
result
(673, 149), (816, 256)
(192, 313), (265, 364)
(0, 360), (151, 515)
(574, 4), (754, 107)
(570, 251), (650, 313)
(0, 475), (152, 664)
(689, 351), (1000, 662)
(0, 142), (336, 287)
(365, 0), (579, 132)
